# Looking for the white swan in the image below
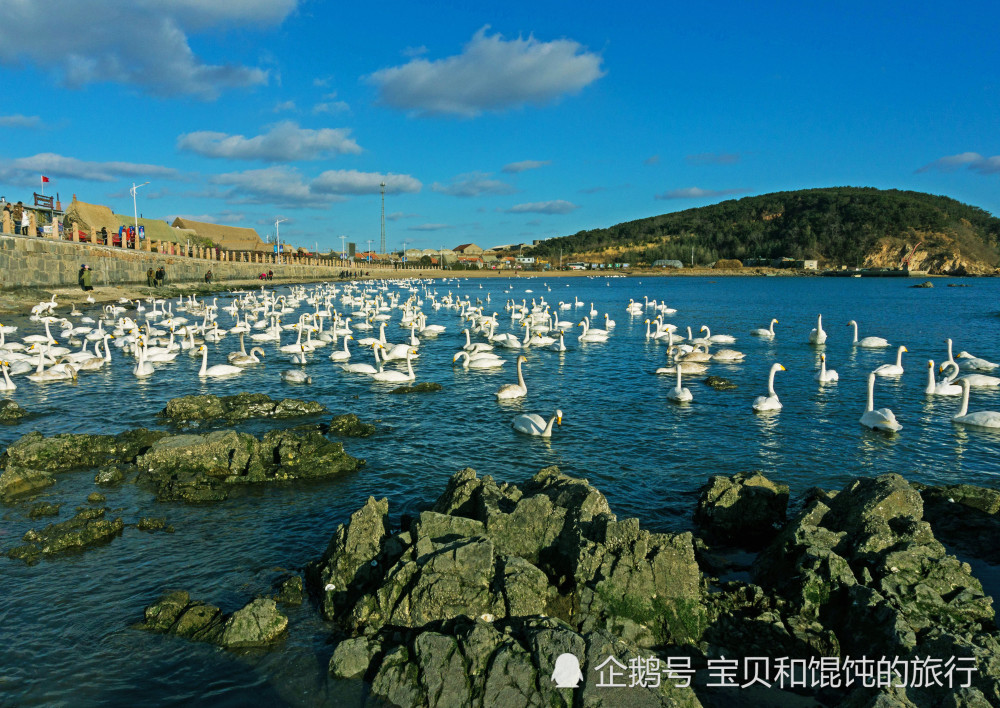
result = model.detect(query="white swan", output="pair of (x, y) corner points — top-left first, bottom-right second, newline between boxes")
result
(667, 363), (693, 402)
(700, 325), (736, 344)
(578, 319), (608, 343)
(329, 336), (353, 361)
(808, 314), (827, 345)
(372, 348), (417, 383)
(956, 351), (999, 371)
(453, 351), (506, 369)
(848, 320), (890, 348)
(874, 346), (907, 377)
(952, 379), (1000, 429)
(230, 347), (265, 366)
(549, 331), (567, 352)
(751, 319), (778, 338)
(496, 355), (528, 399)
(712, 348), (745, 362)
(939, 360), (1000, 388)
(815, 353), (839, 383)
(198, 345), (243, 377)
(860, 372), (902, 432)
(512, 410), (562, 437)
(0, 361), (16, 390)
(280, 369), (312, 384)
(342, 345), (382, 374)
(752, 363), (785, 411)
(926, 360), (961, 396)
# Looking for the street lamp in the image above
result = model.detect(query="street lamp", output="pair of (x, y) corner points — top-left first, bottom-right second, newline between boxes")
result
(339, 234), (347, 263)
(367, 238), (373, 264)
(130, 181), (149, 249)
(275, 218), (288, 264)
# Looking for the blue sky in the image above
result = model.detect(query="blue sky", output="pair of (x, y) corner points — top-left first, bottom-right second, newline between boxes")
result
(0, 1), (997, 253)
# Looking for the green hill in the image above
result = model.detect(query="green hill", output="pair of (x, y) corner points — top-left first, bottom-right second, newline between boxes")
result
(531, 187), (1000, 270)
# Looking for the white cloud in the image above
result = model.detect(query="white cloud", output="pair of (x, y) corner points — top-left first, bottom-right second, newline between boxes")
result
(0, 152), (181, 184)
(917, 152), (1000, 175)
(408, 223), (452, 231)
(387, 212), (419, 221)
(503, 200), (579, 215)
(644, 154), (660, 166)
(313, 100), (351, 115)
(432, 172), (516, 197)
(210, 166), (420, 207)
(502, 159), (550, 174)
(0, 1), (298, 98)
(655, 187), (745, 200)
(367, 27), (605, 117)
(0, 114), (41, 128)
(177, 121), (361, 162)
(272, 100), (297, 112)
(312, 170), (421, 195)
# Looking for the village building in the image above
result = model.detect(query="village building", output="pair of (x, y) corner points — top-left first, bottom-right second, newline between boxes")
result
(170, 217), (270, 252)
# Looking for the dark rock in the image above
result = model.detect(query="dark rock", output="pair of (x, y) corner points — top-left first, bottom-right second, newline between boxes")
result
(329, 636), (382, 679)
(914, 482), (1000, 564)
(703, 376), (738, 390)
(137, 517), (174, 533)
(275, 575), (303, 605)
(0, 400), (28, 423)
(695, 471), (789, 547)
(160, 393), (325, 424)
(1, 428), (168, 475)
(8, 508), (124, 564)
(0, 465), (54, 502)
(87, 492), (106, 504)
(328, 413), (376, 437)
(141, 592), (287, 649)
(94, 465), (126, 485)
(135, 426), (363, 502)
(390, 382), (443, 394)
(28, 502), (61, 518)
(911, 281), (934, 288)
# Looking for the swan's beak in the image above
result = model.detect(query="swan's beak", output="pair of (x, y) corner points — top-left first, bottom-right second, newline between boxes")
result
(557, 415), (562, 425)
(779, 365), (786, 371)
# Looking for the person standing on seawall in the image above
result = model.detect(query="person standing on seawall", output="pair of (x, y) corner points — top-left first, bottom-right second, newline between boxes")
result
(12, 201), (23, 235)
(204, 270), (212, 284)
(147, 268), (155, 286)
(78, 264), (86, 289)
(81, 265), (93, 291)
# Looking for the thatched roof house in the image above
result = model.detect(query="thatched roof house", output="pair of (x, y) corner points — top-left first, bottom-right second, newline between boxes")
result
(171, 217), (268, 252)
(63, 196), (119, 237)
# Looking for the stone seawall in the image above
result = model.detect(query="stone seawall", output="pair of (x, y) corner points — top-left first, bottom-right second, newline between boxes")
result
(0, 235), (413, 289)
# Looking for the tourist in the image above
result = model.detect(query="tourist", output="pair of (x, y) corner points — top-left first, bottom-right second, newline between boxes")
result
(12, 201), (24, 235)
(146, 268), (155, 286)
(81, 265), (93, 291)
(2, 200), (11, 231)
(204, 270), (213, 284)
(78, 264), (85, 289)
(267, 269), (273, 280)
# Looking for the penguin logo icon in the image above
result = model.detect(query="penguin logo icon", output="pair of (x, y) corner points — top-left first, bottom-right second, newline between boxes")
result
(551, 653), (584, 688)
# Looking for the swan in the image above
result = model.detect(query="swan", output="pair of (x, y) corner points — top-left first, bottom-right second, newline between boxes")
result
(453, 351), (506, 369)
(512, 410), (563, 437)
(549, 331), (567, 352)
(531, 332), (557, 347)
(657, 360), (707, 375)
(75, 335), (114, 371)
(0, 361), (16, 390)
(667, 363), (693, 402)
(951, 379), (1000, 429)
(487, 321), (522, 349)
(712, 348), (745, 362)
(462, 328), (493, 353)
(956, 351), (999, 371)
(280, 369), (312, 384)
(700, 325), (736, 344)
(578, 319), (608, 343)
(27, 362), (77, 383)
(676, 344), (711, 363)
(230, 347), (266, 366)
(752, 363), (785, 411)
(603, 314), (616, 329)
(329, 336), (353, 361)
(874, 346), (907, 377)
(751, 319), (778, 338)
(808, 314), (827, 345)
(496, 355), (528, 399)
(939, 360), (1000, 388)
(342, 344), (382, 374)
(815, 353), (839, 383)
(372, 348), (417, 383)
(848, 320), (890, 348)
(860, 372), (902, 432)
(198, 345), (243, 377)
(926, 360), (961, 396)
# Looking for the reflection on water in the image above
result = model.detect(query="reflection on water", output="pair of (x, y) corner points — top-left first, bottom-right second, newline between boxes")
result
(2, 275), (1000, 704)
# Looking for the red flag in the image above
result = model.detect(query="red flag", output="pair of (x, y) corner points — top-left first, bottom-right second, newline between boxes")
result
(41, 175), (49, 183)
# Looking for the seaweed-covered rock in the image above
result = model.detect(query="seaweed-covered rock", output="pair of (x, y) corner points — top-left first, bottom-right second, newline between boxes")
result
(0, 400), (28, 423)
(7, 507), (124, 564)
(390, 382), (442, 394)
(328, 413), (376, 437)
(137, 517), (174, 533)
(87, 492), (106, 504)
(0, 466), (55, 502)
(274, 575), (303, 605)
(703, 376), (738, 391)
(135, 426), (363, 502)
(141, 592), (287, 649)
(1, 428), (167, 474)
(160, 393), (325, 423)
(28, 502), (61, 518)
(914, 482), (1000, 564)
(694, 471), (789, 546)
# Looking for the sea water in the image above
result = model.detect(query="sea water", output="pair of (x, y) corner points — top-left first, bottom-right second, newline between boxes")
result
(1, 275), (998, 706)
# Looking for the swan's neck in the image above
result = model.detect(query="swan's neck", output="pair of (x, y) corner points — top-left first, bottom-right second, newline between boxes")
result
(926, 365), (934, 393)
(199, 347), (207, 375)
(958, 383), (970, 417)
(676, 364), (683, 389)
(767, 368), (777, 396)
(851, 321), (858, 343)
(406, 352), (414, 376)
(947, 339), (955, 364)
(896, 347), (904, 367)
(544, 415), (557, 436)
(770, 320), (776, 335)
(821, 358), (827, 376)
(239, 333), (246, 355)
(703, 326), (711, 339)
(516, 359), (525, 388)
(866, 375), (875, 412)
(343, 337), (350, 354)
(942, 361), (959, 382)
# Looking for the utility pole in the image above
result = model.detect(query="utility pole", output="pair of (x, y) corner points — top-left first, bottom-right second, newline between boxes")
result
(275, 218), (288, 264)
(379, 181), (386, 255)
(339, 234), (347, 264)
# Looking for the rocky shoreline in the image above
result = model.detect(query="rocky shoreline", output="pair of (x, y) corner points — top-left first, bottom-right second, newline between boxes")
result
(2, 393), (998, 705)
